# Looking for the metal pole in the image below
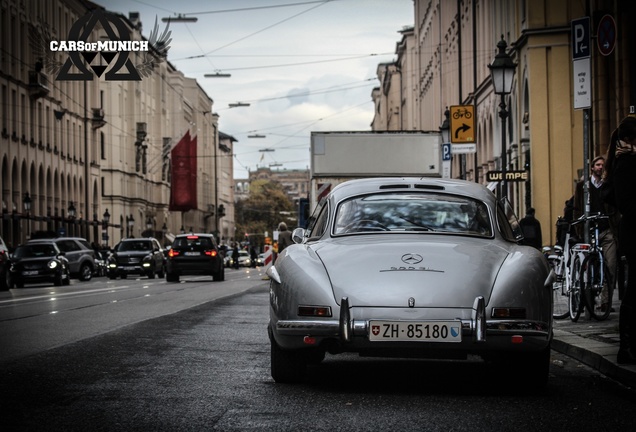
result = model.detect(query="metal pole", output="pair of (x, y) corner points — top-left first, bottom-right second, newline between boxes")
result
(500, 97), (508, 199)
(583, 109), (590, 243)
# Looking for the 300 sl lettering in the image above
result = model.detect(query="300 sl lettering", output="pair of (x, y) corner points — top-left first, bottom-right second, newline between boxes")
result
(379, 266), (444, 273)
(369, 320), (461, 342)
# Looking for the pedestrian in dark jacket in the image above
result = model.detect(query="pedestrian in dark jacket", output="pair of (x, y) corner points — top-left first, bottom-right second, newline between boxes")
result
(519, 208), (542, 250)
(605, 115), (636, 364)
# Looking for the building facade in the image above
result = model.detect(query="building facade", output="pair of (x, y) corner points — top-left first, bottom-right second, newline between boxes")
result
(1, 0), (234, 247)
(373, 0), (635, 246)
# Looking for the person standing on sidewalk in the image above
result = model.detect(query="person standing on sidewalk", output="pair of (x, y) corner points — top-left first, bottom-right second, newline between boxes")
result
(573, 155), (619, 312)
(605, 116), (636, 364)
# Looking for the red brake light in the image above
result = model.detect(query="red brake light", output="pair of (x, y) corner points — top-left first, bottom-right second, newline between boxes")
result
(186, 235), (199, 239)
(204, 250), (217, 257)
(168, 249), (180, 257)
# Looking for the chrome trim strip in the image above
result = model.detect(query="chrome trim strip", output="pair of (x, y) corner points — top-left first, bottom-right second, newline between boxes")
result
(276, 319), (550, 337)
(472, 296), (486, 342)
(339, 297), (351, 342)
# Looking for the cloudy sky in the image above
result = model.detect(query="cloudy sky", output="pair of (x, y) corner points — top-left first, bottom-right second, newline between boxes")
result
(100, 0), (414, 178)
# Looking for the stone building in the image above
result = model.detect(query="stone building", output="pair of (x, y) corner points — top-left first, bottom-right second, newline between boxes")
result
(372, 0), (635, 245)
(0, 0), (235, 247)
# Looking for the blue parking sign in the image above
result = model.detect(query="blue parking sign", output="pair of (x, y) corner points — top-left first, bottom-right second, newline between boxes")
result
(442, 143), (452, 161)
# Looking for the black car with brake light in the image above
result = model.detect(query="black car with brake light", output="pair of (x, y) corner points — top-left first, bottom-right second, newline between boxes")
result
(166, 234), (224, 282)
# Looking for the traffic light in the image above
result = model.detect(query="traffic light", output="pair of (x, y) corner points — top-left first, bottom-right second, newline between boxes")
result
(218, 204), (225, 217)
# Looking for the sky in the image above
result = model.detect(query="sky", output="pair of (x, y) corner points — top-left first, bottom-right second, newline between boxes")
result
(99, 0), (414, 178)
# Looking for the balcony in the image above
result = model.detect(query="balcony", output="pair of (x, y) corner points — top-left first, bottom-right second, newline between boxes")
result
(91, 108), (106, 129)
(28, 71), (50, 99)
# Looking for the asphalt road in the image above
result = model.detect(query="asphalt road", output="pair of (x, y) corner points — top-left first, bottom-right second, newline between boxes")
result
(1, 273), (636, 431)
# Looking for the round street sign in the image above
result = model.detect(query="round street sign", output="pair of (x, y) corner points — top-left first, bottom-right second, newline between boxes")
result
(597, 14), (616, 56)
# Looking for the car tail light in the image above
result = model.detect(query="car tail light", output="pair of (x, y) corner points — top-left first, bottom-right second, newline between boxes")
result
(298, 306), (332, 317)
(491, 308), (526, 319)
(168, 249), (180, 257)
(204, 250), (217, 257)
(303, 336), (317, 345)
(511, 335), (524, 344)
(187, 235), (199, 239)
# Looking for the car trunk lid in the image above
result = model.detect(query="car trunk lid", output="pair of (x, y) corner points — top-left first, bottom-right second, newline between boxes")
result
(315, 235), (508, 308)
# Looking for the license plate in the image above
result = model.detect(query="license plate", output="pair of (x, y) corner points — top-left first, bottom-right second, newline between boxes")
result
(184, 251), (200, 256)
(369, 320), (462, 342)
(122, 266), (135, 271)
(22, 270), (39, 276)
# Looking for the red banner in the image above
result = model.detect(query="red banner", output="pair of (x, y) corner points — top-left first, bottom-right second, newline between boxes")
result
(169, 131), (198, 211)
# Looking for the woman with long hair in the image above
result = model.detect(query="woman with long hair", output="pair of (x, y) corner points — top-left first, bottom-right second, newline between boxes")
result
(605, 116), (636, 364)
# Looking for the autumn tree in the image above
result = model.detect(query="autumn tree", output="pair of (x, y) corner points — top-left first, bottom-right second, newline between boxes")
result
(234, 180), (296, 248)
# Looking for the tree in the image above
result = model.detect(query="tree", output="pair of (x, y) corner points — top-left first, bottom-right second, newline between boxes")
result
(235, 180), (296, 248)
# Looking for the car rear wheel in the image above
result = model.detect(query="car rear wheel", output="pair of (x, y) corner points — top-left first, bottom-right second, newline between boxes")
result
(15, 280), (24, 288)
(79, 263), (93, 281)
(166, 273), (179, 282)
(270, 338), (306, 383)
(0, 270), (8, 291)
(213, 267), (224, 282)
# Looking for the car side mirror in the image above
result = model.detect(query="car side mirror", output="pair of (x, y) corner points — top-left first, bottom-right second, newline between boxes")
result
(291, 228), (305, 244)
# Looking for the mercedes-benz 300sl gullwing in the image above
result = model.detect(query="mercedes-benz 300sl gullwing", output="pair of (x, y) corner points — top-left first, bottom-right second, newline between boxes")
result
(267, 177), (553, 388)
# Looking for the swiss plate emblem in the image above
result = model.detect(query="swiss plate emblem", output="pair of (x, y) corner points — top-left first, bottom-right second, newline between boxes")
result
(371, 325), (380, 336)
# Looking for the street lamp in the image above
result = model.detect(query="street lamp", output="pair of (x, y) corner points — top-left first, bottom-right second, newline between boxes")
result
(488, 35), (517, 199)
(439, 107), (450, 144)
(102, 209), (110, 246)
(68, 201), (76, 236)
(128, 214), (135, 238)
(23, 192), (31, 239)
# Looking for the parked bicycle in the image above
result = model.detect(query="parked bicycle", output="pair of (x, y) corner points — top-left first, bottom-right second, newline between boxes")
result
(578, 213), (614, 321)
(544, 215), (586, 320)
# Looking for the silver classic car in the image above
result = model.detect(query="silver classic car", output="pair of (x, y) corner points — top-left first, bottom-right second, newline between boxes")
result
(267, 177), (553, 387)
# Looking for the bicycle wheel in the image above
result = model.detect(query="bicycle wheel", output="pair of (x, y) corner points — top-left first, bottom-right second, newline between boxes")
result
(552, 280), (569, 319)
(568, 255), (583, 322)
(583, 254), (613, 321)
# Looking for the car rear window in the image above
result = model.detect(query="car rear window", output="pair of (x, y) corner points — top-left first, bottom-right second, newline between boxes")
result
(174, 236), (213, 249)
(333, 192), (493, 237)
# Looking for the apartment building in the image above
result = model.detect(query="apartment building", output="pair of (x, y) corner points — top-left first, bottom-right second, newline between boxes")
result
(372, 0), (634, 245)
(0, 0), (235, 247)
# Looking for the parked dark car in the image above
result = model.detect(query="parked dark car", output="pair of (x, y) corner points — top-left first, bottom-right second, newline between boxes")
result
(166, 234), (224, 282)
(7, 242), (71, 288)
(0, 236), (9, 290)
(27, 237), (95, 281)
(107, 238), (165, 279)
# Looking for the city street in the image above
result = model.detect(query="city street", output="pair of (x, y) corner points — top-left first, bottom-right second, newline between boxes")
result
(1, 271), (636, 431)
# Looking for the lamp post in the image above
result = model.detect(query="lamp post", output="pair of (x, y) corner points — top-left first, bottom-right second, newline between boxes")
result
(488, 36), (517, 199)
(68, 201), (76, 236)
(23, 192), (31, 240)
(439, 107), (450, 144)
(102, 209), (110, 247)
(128, 214), (135, 238)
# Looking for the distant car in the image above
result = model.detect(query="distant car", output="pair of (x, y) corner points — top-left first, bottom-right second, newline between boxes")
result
(7, 242), (71, 288)
(27, 237), (95, 281)
(166, 233), (224, 282)
(225, 250), (251, 268)
(267, 177), (553, 388)
(0, 236), (9, 290)
(107, 238), (165, 279)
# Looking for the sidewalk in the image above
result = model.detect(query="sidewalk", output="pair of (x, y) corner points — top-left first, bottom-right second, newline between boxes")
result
(551, 294), (636, 388)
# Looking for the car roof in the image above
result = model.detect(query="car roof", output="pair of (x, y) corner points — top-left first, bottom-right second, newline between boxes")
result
(120, 237), (157, 242)
(328, 177), (496, 205)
